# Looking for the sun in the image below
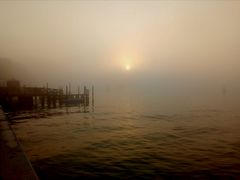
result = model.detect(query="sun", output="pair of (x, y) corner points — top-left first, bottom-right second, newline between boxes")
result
(125, 64), (131, 71)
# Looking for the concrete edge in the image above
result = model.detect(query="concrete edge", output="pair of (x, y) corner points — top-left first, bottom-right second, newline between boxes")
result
(0, 108), (39, 180)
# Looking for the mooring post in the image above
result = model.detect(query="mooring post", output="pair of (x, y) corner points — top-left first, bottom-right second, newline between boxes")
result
(78, 86), (80, 98)
(58, 88), (62, 107)
(46, 82), (50, 108)
(69, 83), (71, 95)
(92, 85), (94, 112)
(47, 96), (51, 108)
(66, 85), (68, 96)
(33, 96), (37, 108)
(92, 85), (94, 106)
(53, 95), (56, 108)
(83, 86), (86, 111)
(65, 85), (68, 106)
(41, 95), (45, 108)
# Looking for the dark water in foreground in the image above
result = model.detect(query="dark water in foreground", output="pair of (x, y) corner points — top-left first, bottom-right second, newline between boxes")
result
(10, 105), (240, 179)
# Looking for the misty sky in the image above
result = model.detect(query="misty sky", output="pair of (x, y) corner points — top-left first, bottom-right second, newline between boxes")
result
(0, 1), (240, 96)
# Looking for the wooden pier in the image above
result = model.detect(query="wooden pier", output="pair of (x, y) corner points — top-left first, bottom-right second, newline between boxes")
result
(0, 80), (92, 112)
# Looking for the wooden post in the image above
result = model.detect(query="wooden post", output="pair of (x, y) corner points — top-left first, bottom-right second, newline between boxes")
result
(59, 89), (62, 108)
(53, 96), (56, 108)
(47, 95), (51, 108)
(83, 86), (86, 112)
(92, 85), (94, 112)
(92, 85), (94, 107)
(33, 96), (37, 108)
(65, 85), (68, 106)
(46, 83), (48, 94)
(69, 83), (71, 95)
(41, 95), (45, 108)
(65, 86), (67, 95)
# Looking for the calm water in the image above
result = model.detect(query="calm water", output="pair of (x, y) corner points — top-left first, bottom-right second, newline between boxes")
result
(10, 100), (240, 179)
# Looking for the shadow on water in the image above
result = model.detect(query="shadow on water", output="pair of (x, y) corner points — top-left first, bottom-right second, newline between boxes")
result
(6, 106), (91, 122)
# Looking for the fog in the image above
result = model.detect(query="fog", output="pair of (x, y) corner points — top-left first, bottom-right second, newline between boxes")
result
(0, 1), (240, 110)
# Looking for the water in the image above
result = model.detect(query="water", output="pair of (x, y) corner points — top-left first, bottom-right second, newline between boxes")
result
(10, 100), (240, 179)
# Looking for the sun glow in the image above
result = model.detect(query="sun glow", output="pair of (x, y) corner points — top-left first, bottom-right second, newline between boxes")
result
(112, 52), (143, 72)
(125, 64), (131, 71)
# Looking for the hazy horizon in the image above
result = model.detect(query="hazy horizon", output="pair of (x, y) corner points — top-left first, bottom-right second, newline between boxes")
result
(0, 1), (240, 110)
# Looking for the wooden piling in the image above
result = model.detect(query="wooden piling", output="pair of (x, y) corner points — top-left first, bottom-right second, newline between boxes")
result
(69, 83), (71, 95)
(92, 85), (94, 112)
(92, 85), (94, 107)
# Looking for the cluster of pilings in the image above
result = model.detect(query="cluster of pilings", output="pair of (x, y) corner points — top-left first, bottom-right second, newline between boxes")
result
(0, 80), (94, 112)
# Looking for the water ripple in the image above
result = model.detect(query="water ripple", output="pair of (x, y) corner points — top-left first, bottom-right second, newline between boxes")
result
(11, 108), (240, 179)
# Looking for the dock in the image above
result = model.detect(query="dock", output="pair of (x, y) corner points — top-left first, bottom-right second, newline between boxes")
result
(0, 80), (95, 179)
(0, 80), (92, 112)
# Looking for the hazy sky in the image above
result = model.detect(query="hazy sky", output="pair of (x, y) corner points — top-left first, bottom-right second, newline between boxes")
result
(0, 1), (240, 93)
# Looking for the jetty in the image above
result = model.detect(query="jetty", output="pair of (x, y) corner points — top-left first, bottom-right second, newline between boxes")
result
(0, 80), (92, 112)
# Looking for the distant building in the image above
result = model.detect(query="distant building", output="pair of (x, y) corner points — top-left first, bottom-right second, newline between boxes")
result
(7, 79), (20, 88)
(0, 80), (7, 87)
(6, 79), (21, 95)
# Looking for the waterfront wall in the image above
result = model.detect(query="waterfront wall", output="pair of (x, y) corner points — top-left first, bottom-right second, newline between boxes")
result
(0, 108), (39, 180)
